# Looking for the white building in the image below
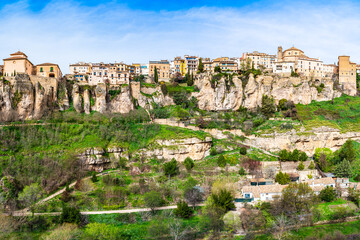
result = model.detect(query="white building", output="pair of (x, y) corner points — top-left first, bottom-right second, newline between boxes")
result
(243, 51), (276, 70)
(69, 62), (91, 82)
(88, 63), (129, 86)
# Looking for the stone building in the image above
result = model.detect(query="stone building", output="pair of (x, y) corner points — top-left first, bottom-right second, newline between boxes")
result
(3, 51), (34, 76)
(36, 63), (62, 79)
(243, 51), (276, 70)
(149, 60), (170, 81)
(202, 57), (238, 73)
(338, 56), (357, 96)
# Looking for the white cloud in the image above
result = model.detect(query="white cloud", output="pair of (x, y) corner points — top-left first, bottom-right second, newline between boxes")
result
(0, 0), (359, 73)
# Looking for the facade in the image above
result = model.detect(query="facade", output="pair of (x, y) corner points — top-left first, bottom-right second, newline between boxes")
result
(88, 63), (129, 85)
(69, 62), (91, 82)
(243, 51), (276, 70)
(36, 63), (62, 79)
(184, 55), (199, 74)
(174, 57), (186, 76)
(338, 56), (357, 96)
(140, 64), (149, 75)
(149, 60), (170, 80)
(3, 51), (34, 76)
(132, 64), (141, 75)
(274, 46), (327, 79)
(202, 57), (238, 73)
(323, 64), (337, 77)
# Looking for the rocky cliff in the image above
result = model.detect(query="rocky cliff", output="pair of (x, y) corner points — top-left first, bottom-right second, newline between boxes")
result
(193, 74), (342, 111)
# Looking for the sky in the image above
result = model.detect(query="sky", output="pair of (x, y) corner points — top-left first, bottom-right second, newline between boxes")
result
(0, 0), (359, 73)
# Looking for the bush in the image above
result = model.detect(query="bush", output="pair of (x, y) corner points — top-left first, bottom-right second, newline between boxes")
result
(239, 147), (247, 155)
(210, 189), (235, 212)
(297, 162), (305, 171)
(60, 205), (81, 224)
(334, 160), (352, 178)
(184, 157), (195, 172)
(91, 172), (98, 183)
(319, 186), (336, 202)
(330, 206), (355, 220)
(308, 161), (315, 170)
(160, 83), (168, 95)
(261, 95), (276, 117)
(163, 159), (179, 177)
(217, 155), (227, 168)
(238, 167), (246, 176)
(144, 191), (165, 211)
(210, 148), (217, 156)
(174, 200), (193, 219)
(275, 171), (290, 185)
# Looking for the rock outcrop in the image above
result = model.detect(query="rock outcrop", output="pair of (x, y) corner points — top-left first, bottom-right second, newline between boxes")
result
(108, 85), (134, 113)
(94, 84), (107, 113)
(246, 126), (360, 155)
(72, 84), (83, 113)
(83, 89), (91, 114)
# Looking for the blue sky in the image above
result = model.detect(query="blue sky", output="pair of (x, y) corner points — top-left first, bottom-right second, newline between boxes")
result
(0, 0), (359, 73)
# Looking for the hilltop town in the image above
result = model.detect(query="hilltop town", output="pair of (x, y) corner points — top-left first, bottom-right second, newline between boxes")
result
(1, 46), (360, 239)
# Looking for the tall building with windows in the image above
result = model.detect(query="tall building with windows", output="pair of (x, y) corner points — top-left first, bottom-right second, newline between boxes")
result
(243, 51), (276, 70)
(149, 60), (170, 80)
(338, 56), (357, 96)
(173, 57), (185, 76)
(184, 55), (199, 74)
(3, 51), (34, 76)
(69, 62), (91, 82)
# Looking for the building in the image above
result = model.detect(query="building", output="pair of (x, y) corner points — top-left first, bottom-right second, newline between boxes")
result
(149, 60), (170, 80)
(132, 63), (141, 75)
(173, 57), (186, 76)
(36, 63), (62, 79)
(338, 56), (357, 96)
(323, 64), (337, 77)
(184, 55), (199, 74)
(243, 51), (276, 70)
(69, 62), (91, 82)
(274, 46), (327, 79)
(202, 57), (238, 73)
(3, 51), (34, 76)
(140, 64), (149, 75)
(88, 63), (130, 86)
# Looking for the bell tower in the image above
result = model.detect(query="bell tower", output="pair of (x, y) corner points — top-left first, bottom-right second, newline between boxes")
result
(277, 46), (283, 61)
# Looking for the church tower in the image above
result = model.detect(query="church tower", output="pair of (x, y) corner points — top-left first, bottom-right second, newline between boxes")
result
(277, 46), (283, 61)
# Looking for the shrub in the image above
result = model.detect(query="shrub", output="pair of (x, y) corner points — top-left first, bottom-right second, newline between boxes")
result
(330, 206), (355, 220)
(297, 162), (305, 171)
(238, 167), (246, 176)
(210, 189), (235, 212)
(91, 172), (98, 183)
(261, 95), (276, 117)
(319, 186), (336, 202)
(144, 191), (165, 211)
(163, 159), (179, 178)
(184, 157), (195, 172)
(210, 148), (217, 156)
(308, 161), (315, 170)
(217, 155), (227, 168)
(160, 83), (168, 95)
(275, 171), (290, 185)
(239, 147), (247, 155)
(174, 200), (193, 218)
(334, 160), (352, 178)
(60, 205), (81, 224)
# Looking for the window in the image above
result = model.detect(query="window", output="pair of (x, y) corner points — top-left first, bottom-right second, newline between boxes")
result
(50, 67), (54, 72)
(40, 67), (43, 72)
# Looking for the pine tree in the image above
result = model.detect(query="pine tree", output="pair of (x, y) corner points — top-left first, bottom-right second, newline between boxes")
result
(154, 67), (159, 83)
(198, 58), (204, 73)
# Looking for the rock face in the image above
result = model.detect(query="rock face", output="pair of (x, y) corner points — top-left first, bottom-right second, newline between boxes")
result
(246, 127), (360, 155)
(108, 86), (134, 113)
(194, 75), (243, 111)
(0, 74), (59, 121)
(94, 84), (107, 113)
(138, 86), (174, 110)
(79, 137), (212, 172)
(72, 84), (83, 113)
(194, 74), (342, 111)
(139, 137), (212, 162)
(83, 89), (91, 114)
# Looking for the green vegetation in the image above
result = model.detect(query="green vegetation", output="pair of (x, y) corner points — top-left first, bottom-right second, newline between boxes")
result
(275, 171), (290, 185)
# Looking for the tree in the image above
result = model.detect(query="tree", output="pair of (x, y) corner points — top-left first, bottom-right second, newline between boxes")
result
(240, 147), (247, 155)
(271, 214), (291, 240)
(320, 186), (336, 202)
(154, 67), (159, 83)
(275, 171), (290, 185)
(214, 66), (222, 73)
(299, 152), (308, 162)
(238, 167), (246, 176)
(187, 72), (194, 86)
(280, 183), (316, 224)
(160, 83), (168, 95)
(348, 188), (360, 206)
(217, 155), (227, 168)
(60, 205), (81, 224)
(278, 99), (288, 111)
(338, 139), (356, 162)
(18, 183), (44, 209)
(91, 172), (98, 183)
(174, 200), (193, 219)
(184, 187), (203, 208)
(279, 149), (289, 161)
(184, 157), (195, 172)
(198, 58), (204, 73)
(144, 191), (165, 212)
(261, 95), (276, 117)
(297, 162), (305, 171)
(163, 159), (179, 178)
(210, 189), (235, 212)
(291, 149), (300, 161)
(308, 161), (315, 170)
(334, 160), (352, 178)
(223, 211), (242, 234)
